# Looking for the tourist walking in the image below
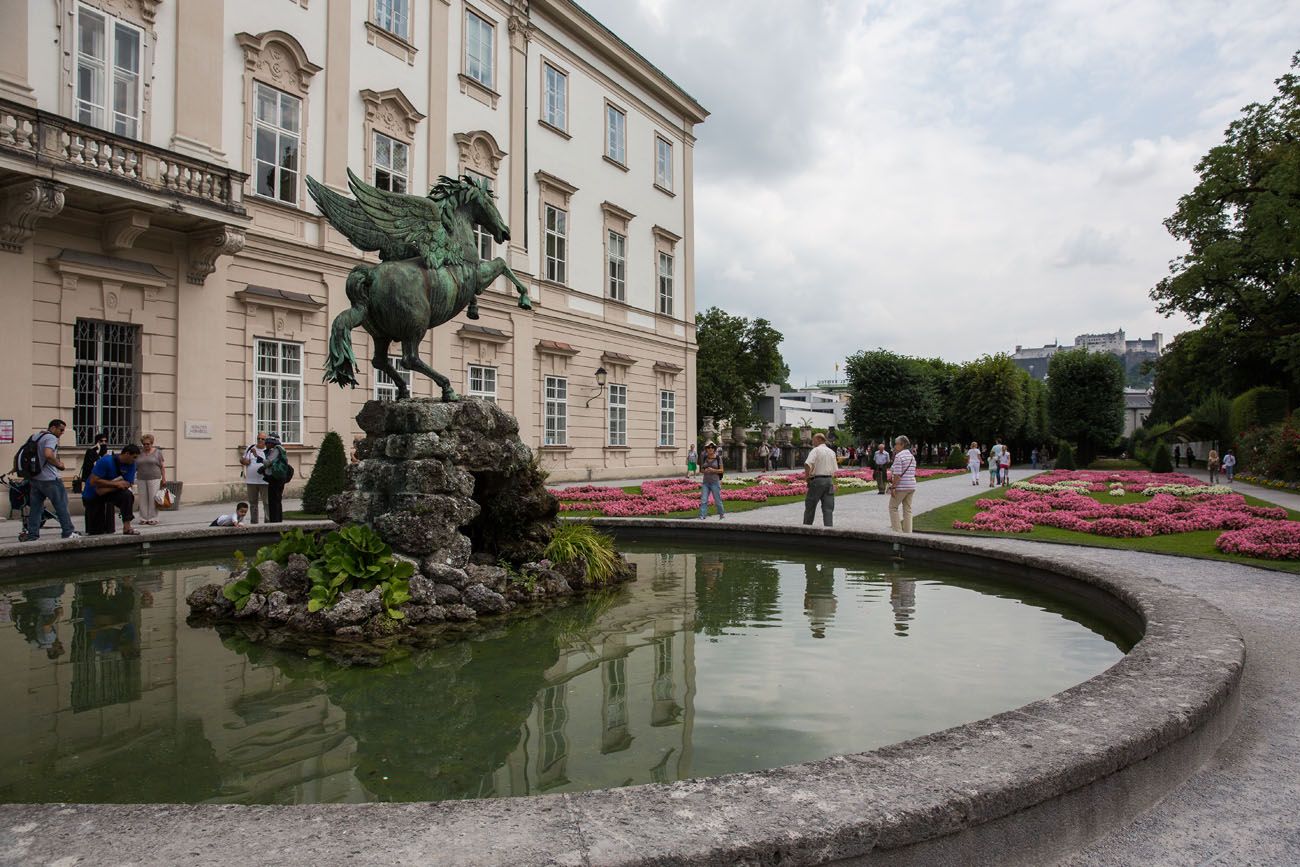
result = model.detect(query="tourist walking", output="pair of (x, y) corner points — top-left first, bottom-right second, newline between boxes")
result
(966, 441), (982, 485)
(1030, 447), (1039, 470)
(999, 448), (1011, 486)
(887, 435), (918, 533)
(686, 443), (698, 478)
(1222, 450), (1236, 482)
(263, 435), (289, 523)
(1207, 448), (1220, 484)
(1173, 444), (1182, 468)
(134, 434), (167, 525)
(873, 443), (890, 494)
(803, 432), (836, 526)
(988, 447), (999, 486)
(759, 441), (772, 472)
(698, 442), (725, 519)
(240, 433), (269, 524)
(771, 444), (782, 470)
(20, 419), (79, 541)
(83, 443), (141, 536)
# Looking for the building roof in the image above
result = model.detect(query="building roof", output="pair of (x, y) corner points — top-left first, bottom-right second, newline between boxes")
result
(1124, 391), (1153, 410)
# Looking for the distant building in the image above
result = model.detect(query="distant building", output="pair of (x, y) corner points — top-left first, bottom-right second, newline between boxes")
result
(753, 385), (846, 430)
(1012, 330), (1163, 387)
(1123, 389), (1153, 438)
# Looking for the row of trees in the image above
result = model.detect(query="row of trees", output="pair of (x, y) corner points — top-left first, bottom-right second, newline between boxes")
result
(844, 347), (1125, 464)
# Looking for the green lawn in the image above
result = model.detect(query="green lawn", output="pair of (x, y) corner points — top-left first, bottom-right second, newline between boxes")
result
(1086, 458), (1147, 470)
(913, 486), (1300, 575)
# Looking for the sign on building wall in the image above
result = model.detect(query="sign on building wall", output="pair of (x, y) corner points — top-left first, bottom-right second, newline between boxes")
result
(0, 420), (12, 443)
(184, 420), (213, 440)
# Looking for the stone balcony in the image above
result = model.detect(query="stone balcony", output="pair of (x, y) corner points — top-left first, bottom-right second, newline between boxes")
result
(0, 98), (249, 284)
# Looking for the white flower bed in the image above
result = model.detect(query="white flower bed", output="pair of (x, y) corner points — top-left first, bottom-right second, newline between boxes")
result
(834, 477), (871, 488)
(1010, 480), (1093, 493)
(1141, 484), (1234, 497)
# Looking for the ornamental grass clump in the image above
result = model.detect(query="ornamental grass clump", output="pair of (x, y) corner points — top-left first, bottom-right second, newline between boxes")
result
(545, 523), (621, 585)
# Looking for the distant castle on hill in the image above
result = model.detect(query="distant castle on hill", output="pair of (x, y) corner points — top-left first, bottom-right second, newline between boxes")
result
(1011, 329), (1163, 386)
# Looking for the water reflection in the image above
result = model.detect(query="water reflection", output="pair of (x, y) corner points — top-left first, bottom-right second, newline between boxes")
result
(0, 544), (1128, 805)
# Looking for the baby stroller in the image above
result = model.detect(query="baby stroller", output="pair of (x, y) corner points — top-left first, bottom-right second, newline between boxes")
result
(4, 472), (55, 542)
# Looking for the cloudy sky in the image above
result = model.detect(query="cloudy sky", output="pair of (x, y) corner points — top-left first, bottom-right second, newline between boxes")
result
(581, 0), (1299, 386)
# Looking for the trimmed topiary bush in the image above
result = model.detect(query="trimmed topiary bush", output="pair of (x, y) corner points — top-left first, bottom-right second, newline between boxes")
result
(1151, 442), (1174, 473)
(1230, 386), (1289, 439)
(302, 430), (348, 514)
(946, 448), (968, 469)
(1055, 442), (1077, 470)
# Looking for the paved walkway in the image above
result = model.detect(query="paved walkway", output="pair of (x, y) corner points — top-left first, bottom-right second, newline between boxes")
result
(0, 495), (312, 541)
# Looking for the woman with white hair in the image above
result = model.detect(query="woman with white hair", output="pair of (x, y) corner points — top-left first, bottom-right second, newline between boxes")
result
(888, 435), (918, 533)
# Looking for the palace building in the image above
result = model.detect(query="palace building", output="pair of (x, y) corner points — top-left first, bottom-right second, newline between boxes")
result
(0, 0), (706, 503)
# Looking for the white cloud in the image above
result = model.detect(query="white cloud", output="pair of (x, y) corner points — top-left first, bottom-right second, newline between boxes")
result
(580, 0), (1299, 382)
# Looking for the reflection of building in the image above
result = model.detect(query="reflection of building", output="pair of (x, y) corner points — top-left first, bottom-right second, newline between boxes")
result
(0, 0), (706, 497)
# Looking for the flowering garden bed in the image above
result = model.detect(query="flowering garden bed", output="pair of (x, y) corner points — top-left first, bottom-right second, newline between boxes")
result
(913, 470), (1300, 572)
(549, 468), (963, 519)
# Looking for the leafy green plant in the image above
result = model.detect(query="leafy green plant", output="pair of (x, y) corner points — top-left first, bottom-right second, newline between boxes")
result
(302, 430), (349, 514)
(502, 559), (537, 592)
(222, 565), (262, 611)
(253, 528), (322, 567)
(304, 525), (414, 617)
(545, 523), (620, 585)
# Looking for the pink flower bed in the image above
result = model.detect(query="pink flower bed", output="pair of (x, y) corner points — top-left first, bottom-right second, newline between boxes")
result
(953, 470), (1297, 557)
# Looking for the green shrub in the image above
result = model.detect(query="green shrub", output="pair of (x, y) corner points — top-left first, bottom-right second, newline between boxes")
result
(1055, 442), (1076, 470)
(1230, 387), (1289, 439)
(1236, 417), (1300, 482)
(302, 431), (349, 514)
(546, 523), (620, 585)
(945, 448), (968, 469)
(1151, 442), (1174, 473)
(306, 524), (414, 618)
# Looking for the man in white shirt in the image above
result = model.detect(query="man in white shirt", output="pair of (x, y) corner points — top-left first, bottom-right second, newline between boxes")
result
(803, 432), (837, 527)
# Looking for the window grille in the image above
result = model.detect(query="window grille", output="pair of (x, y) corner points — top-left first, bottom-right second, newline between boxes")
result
(254, 339), (303, 443)
(73, 319), (140, 447)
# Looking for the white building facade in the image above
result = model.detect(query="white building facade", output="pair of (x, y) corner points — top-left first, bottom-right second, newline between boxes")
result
(0, 0), (707, 504)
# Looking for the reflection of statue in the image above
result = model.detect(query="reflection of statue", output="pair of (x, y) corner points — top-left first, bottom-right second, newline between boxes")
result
(889, 576), (915, 637)
(803, 563), (838, 639)
(308, 170), (533, 401)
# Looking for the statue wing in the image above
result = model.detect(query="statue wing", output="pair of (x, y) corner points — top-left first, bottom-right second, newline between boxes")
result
(345, 168), (444, 259)
(306, 175), (419, 260)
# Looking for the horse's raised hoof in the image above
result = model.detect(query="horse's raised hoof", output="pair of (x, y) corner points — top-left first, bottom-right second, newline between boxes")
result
(517, 295), (533, 310)
(441, 388), (461, 402)
(466, 305), (480, 320)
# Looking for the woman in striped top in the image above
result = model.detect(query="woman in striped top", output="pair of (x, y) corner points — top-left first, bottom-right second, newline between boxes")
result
(887, 435), (918, 533)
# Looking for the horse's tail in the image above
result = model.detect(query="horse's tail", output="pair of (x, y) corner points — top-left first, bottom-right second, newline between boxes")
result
(324, 266), (371, 388)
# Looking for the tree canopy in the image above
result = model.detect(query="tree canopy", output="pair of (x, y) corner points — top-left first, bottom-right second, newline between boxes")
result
(948, 354), (1027, 445)
(844, 349), (943, 444)
(1047, 349), (1125, 465)
(695, 307), (789, 425)
(1151, 51), (1300, 382)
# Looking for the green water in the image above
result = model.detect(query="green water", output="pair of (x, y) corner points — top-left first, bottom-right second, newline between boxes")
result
(0, 540), (1127, 804)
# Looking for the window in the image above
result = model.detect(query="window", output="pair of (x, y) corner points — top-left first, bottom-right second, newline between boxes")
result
(375, 0), (409, 39)
(467, 365), (497, 402)
(254, 339), (303, 443)
(375, 357), (409, 402)
(464, 10), (495, 89)
(544, 204), (567, 284)
(373, 133), (408, 193)
(659, 390), (676, 446)
(655, 135), (673, 190)
(543, 63), (567, 130)
(73, 320), (139, 447)
(653, 637), (675, 702)
(75, 5), (143, 138)
(608, 384), (627, 446)
(539, 684), (568, 773)
(603, 658), (628, 731)
(253, 82), (302, 204)
(467, 170), (494, 260)
(544, 376), (567, 446)
(607, 231), (626, 301)
(657, 252), (674, 316)
(606, 104), (626, 164)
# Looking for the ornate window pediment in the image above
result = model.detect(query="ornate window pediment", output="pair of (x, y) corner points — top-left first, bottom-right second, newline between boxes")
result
(361, 88), (425, 141)
(454, 130), (507, 179)
(236, 30), (322, 96)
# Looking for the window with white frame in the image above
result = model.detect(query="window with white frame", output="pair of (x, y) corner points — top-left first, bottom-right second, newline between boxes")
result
(543, 63), (567, 130)
(607, 230), (626, 301)
(254, 339), (303, 443)
(73, 319), (140, 447)
(253, 82), (301, 204)
(464, 10), (495, 89)
(375, 358), (409, 402)
(373, 132), (408, 194)
(608, 384), (627, 446)
(467, 364), (497, 402)
(657, 252), (674, 316)
(655, 135), (673, 190)
(539, 684), (568, 773)
(544, 204), (567, 284)
(76, 5), (143, 139)
(544, 376), (567, 446)
(659, 390), (676, 446)
(375, 0), (409, 39)
(606, 104), (626, 164)
(467, 170), (494, 260)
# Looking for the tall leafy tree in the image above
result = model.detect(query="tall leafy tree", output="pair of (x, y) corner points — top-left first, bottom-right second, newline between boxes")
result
(1151, 52), (1300, 384)
(949, 354), (1027, 445)
(695, 307), (789, 425)
(1047, 349), (1125, 465)
(844, 349), (941, 443)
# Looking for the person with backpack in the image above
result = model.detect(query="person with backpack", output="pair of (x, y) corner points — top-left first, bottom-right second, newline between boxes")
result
(261, 435), (293, 522)
(17, 419), (79, 541)
(239, 432), (270, 524)
(83, 443), (141, 535)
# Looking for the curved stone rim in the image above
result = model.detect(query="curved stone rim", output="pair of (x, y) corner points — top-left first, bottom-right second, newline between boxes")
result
(0, 519), (1244, 867)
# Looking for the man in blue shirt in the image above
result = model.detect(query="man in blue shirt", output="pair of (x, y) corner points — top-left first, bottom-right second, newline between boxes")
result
(83, 443), (141, 536)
